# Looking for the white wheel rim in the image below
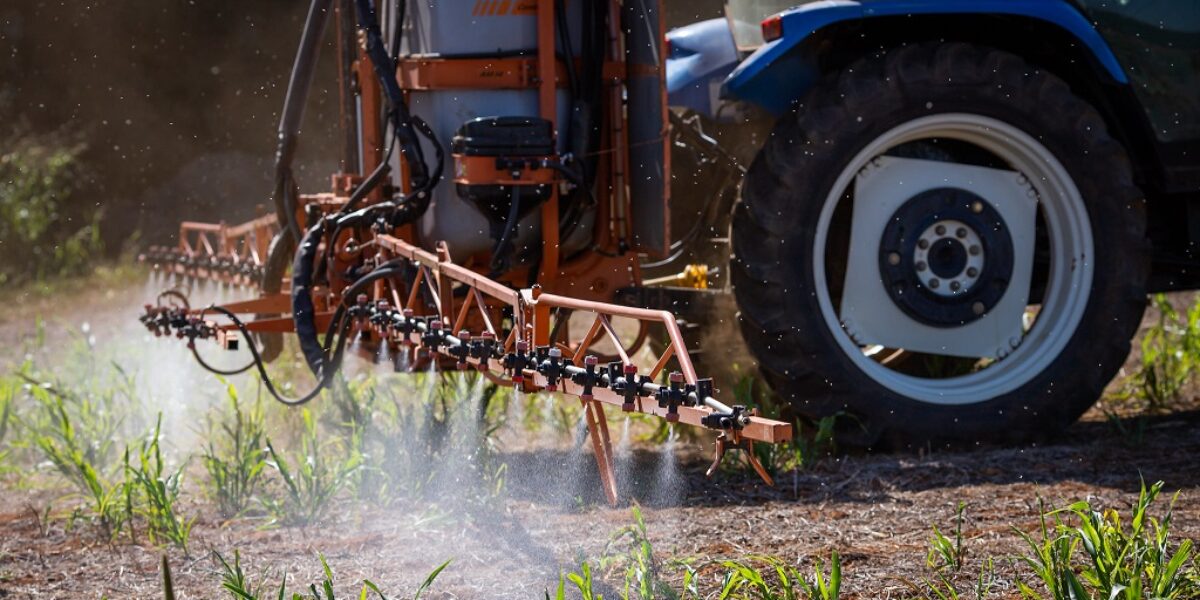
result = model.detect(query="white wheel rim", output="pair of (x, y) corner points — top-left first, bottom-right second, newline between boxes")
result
(813, 114), (1094, 405)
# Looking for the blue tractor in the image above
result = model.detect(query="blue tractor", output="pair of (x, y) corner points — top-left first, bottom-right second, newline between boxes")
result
(665, 0), (1200, 446)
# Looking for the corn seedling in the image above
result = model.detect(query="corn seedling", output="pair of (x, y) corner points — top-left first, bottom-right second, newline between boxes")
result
(263, 408), (360, 526)
(601, 505), (691, 600)
(916, 558), (995, 600)
(213, 549), (450, 600)
(718, 552), (842, 600)
(1015, 481), (1196, 599)
(21, 385), (131, 538)
(927, 502), (967, 573)
(549, 560), (604, 600)
(126, 414), (194, 550)
(1119, 294), (1200, 410)
(202, 382), (268, 518)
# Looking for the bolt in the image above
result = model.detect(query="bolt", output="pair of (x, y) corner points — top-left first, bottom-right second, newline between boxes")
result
(966, 267), (979, 278)
(956, 227), (968, 239)
(935, 224), (946, 236)
(915, 261), (927, 272)
(887, 252), (901, 266)
(917, 239), (930, 250)
(969, 245), (981, 256)
(929, 278), (940, 289)
(972, 201), (984, 214)
(972, 301), (985, 315)
(950, 281), (961, 291)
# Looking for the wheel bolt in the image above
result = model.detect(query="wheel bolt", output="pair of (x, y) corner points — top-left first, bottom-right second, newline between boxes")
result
(915, 261), (927, 272)
(935, 224), (946, 236)
(929, 278), (940, 289)
(956, 227), (968, 239)
(917, 239), (930, 250)
(972, 201), (984, 214)
(888, 252), (901, 266)
(969, 245), (981, 256)
(972, 301), (985, 315)
(950, 281), (961, 291)
(966, 267), (979, 278)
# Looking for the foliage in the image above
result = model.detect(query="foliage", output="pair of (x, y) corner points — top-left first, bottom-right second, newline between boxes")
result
(919, 558), (995, 600)
(718, 553), (842, 600)
(912, 504), (995, 600)
(601, 505), (693, 600)
(203, 382), (268, 518)
(1016, 480), (1195, 599)
(19, 379), (132, 537)
(1118, 294), (1200, 410)
(211, 549), (450, 600)
(927, 502), (967, 573)
(125, 414), (194, 550)
(0, 131), (101, 285)
(263, 408), (360, 526)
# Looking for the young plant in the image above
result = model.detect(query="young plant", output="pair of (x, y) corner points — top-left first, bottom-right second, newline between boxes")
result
(718, 552), (842, 600)
(927, 502), (967, 573)
(202, 383), (268, 518)
(920, 558), (995, 600)
(1119, 294), (1200, 410)
(263, 408), (360, 526)
(125, 414), (194, 550)
(21, 386), (130, 537)
(1015, 481), (1196, 599)
(212, 549), (450, 600)
(601, 505), (687, 600)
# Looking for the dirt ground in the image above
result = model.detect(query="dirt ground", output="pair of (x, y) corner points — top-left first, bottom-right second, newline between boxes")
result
(0, 273), (1197, 599)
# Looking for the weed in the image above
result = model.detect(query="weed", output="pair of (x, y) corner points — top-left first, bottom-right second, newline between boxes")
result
(203, 382), (268, 518)
(212, 549), (450, 600)
(718, 552), (842, 600)
(927, 502), (967, 573)
(125, 414), (194, 550)
(1015, 481), (1195, 599)
(263, 408), (360, 526)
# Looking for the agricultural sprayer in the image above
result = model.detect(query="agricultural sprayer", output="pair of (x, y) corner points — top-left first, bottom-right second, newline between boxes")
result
(139, 0), (790, 505)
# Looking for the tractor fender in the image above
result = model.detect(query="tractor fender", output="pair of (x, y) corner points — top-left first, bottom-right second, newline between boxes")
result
(666, 18), (740, 119)
(721, 0), (1129, 116)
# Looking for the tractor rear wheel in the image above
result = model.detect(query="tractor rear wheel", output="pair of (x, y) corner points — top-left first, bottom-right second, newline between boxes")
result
(731, 42), (1148, 447)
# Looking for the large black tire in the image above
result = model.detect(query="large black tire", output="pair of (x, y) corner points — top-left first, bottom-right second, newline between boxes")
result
(731, 43), (1149, 447)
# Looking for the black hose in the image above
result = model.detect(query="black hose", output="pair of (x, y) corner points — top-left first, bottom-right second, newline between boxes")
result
(292, 219), (329, 375)
(489, 186), (523, 275)
(202, 305), (355, 406)
(190, 344), (255, 376)
(354, 0), (430, 192)
(273, 0), (334, 242)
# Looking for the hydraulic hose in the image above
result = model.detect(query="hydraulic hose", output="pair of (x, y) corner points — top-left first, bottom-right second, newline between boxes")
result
(292, 218), (329, 375)
(272, 0), (334, 242)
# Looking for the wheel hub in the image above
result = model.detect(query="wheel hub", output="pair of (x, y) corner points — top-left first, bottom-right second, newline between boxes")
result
(839, 156), (1037, 359)
(878, 187), (1013, 327)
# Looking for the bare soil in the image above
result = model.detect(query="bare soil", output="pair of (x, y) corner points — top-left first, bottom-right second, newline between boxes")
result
(0, 274), (1197, 599)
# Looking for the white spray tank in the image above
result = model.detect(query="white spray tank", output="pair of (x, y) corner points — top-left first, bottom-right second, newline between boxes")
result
(401, 0), (580, 260)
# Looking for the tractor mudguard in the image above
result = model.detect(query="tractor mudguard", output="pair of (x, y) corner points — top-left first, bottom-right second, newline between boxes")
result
(666, 18), (740, 119)
(721, 0), (1130, 115)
